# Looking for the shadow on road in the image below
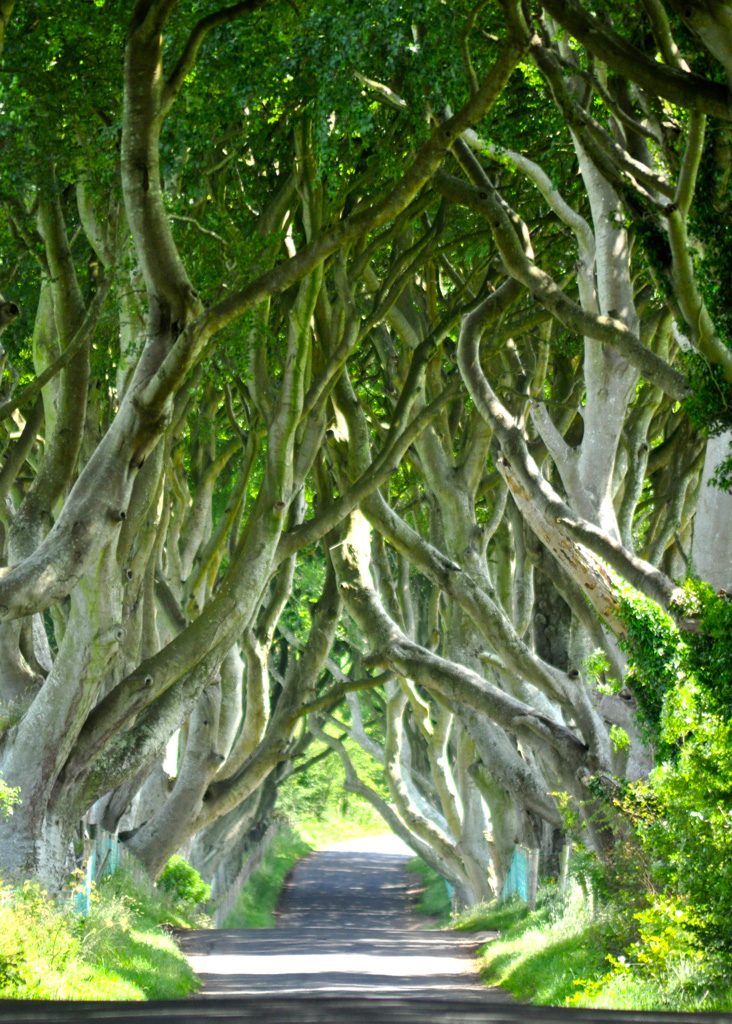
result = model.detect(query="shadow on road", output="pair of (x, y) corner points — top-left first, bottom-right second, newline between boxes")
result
(5, 837), (730, 1021)
(179, 841), (497, 1000)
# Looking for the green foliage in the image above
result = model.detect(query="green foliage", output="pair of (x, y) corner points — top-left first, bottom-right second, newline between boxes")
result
(619, 578), (732, 735)
(583, 648), (611, 681)
(406, 857), (451, 924)
(157, 855), (211, 910)
(617, 591), (685, 745)
(460, 883), (732, 1013)
(608, 725), (630, 752)
(223, 825), (312, 929)
(583, 648), (621, 696)
(0, 871), (198, 1000)
(624, 894), (705, 979)
(454, 895), (529, 935)
(99, 865), (205, 931)
(624, 717), (732, 954)
(569, 888), (732, 1012)
(573, 960), (732, 1014)
(576, 581), (732, 995)
(279, 551), (326, 642)
(688, 124), (732, 355)
(0, 779), (20, 820)
(681, 353), (732, 490)
(681, 581), (732, 716)
(277, 727), (389, 828)
(549, 793), (650, 914)
(463, 886), (612, 1006)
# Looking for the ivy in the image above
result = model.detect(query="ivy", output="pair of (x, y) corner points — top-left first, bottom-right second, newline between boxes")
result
(614, 582), (732, 953)
(682, 581), (732, 718)
(618, 581), (732, 739)
(679, 353), (732, 490)
(617, 592), (683, 747)
(681, 352), (732, 438)
(688, 123), (732, 353)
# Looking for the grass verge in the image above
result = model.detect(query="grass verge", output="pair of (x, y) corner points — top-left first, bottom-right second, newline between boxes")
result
(0, 869), (200, 1000)
(407, 857), (451, 925)
(453, 885), (732, 1013)
(455, 889), (608, 1005)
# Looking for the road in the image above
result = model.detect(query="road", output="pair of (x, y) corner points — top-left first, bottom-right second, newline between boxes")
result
(178, 832), (502, 999)
(2, 835), (731, 1021)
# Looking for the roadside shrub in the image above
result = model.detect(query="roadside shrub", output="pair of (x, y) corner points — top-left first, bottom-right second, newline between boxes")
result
(157, 855), (211, 908)
(616, 582), (732, 951)
(407, 857), (451, 923)
(0, 871), (199, 1000)
(0, 880), (80, 998)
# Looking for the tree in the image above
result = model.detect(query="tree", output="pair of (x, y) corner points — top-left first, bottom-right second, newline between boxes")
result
(0, 0), (729, 935)
(0, 0), (526, 885)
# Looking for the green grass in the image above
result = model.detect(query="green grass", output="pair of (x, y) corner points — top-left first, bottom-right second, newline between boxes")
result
(454, 897), (529, 934)
(453, 887), (620, 1006)
(451, 885), (732, 1013)
(574, 964), (732, 1014)
(407, 857), (451, 925)
(223, 825), (313, 928)
(0, 869), (199, 1000)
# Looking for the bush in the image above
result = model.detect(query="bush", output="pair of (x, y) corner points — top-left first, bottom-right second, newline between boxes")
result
(617, 582), (732, 952)
(461, 885), (612, 1006)
(0, 871), (199, 1000)
(407, 857), (451, 923)
(157, 855), (211, 909)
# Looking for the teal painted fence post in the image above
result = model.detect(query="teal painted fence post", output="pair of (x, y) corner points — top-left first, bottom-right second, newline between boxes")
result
(72, 831), (121, 915)
(500, 845), (529, 903)
(73, 845), (96, 915)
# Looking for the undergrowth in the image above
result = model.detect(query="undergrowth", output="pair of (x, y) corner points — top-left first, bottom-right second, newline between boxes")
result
(223, 825), (313, 928)
(452, 882), (732, 1013)
(0, 868), (199, 1000)
(407, 857), (451, 925)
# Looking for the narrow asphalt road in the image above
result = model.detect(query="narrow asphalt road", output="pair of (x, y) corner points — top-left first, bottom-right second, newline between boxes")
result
(179, 832), (504, 999)
(3, 836), (732, 1021)
(170, 834), (731, 1022)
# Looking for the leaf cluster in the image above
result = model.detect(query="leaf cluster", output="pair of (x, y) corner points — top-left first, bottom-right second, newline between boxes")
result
(157, 854), (212, 908)
(614, 581), (732, 952)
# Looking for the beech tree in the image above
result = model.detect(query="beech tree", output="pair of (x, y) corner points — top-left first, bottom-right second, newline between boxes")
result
(0, 0), (729, 918)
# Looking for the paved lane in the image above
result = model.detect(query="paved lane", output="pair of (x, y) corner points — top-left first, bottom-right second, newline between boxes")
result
(4, 997), (732, 1023)
(3, 834), (732, 1020)
(178, 833), (500, 999)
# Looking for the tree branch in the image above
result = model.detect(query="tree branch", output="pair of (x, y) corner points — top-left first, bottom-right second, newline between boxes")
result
(540, 0), (732, 120)
(162, 0), (270, 114)
(0, 278), (111, 422)
(435, 168), (689, 400)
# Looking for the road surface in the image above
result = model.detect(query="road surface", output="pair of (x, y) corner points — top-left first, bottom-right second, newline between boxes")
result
(179, 832), (502, 999)
(173, 833), (732, 1021)
(2, 834), (731, 1021)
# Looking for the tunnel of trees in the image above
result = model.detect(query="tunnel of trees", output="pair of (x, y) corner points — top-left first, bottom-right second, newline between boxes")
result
(0, 0), (731, 966)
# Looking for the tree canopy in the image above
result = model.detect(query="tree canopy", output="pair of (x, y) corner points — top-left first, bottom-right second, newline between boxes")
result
(0, 0), (731, 966)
